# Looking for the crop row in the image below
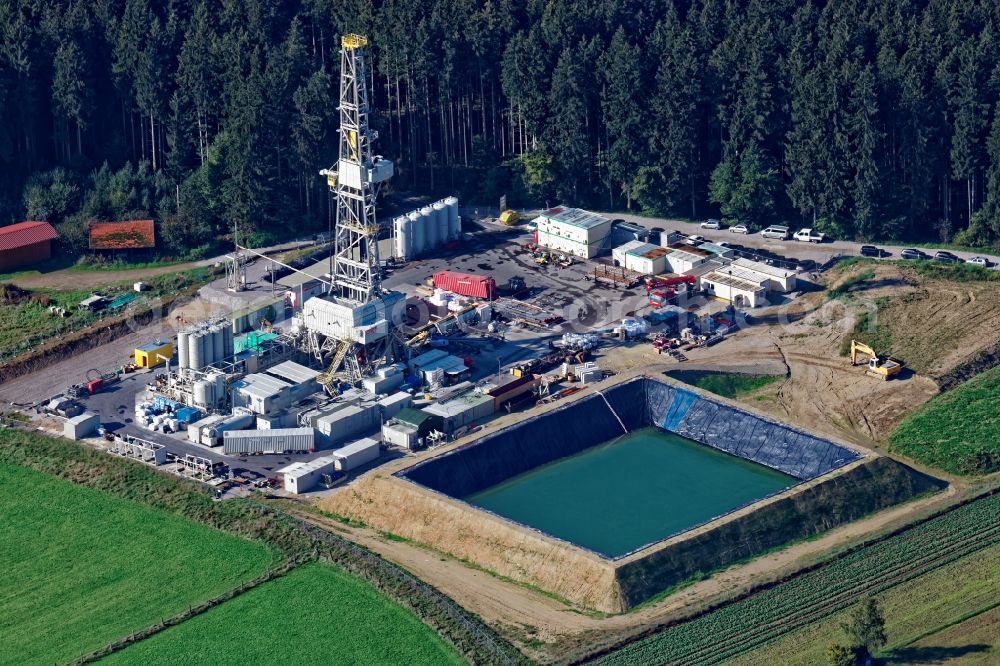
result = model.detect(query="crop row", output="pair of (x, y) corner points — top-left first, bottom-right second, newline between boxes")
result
(591, 491), (1000, 666)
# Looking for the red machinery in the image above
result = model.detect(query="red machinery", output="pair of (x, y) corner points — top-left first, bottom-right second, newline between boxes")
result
(646, 275), (697, 307)
(644, 275), (697, 292)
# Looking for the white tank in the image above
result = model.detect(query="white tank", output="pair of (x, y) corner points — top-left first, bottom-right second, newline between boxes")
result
(177, 330), (190, 369)
(433, 201), (448, 243)
(211, 326), (225, 364)
(189, 331), (204, 370)
(213, 371), (226, 404)
(194, 379), (214, 407)
(444, 196), (459, 239)
(421, 206), (436, 249)
(394, 215), (411, 261)
(408, 211), (424, 256)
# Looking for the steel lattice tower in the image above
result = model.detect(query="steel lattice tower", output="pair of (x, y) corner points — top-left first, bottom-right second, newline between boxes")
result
(306, 34), (399, 388)
(321, 34), (392, 304)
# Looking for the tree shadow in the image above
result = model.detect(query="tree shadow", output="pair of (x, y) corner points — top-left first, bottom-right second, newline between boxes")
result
(882, 643), (992, 664)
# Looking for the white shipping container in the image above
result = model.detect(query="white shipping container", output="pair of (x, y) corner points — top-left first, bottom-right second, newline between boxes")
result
(223, 427), (314, 455)
(333, 437), (380, 471)
(382, 421), (419, 449)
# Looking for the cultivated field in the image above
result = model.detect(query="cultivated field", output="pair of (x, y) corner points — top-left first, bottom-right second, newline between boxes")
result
(728, 543), (1000, 665)
(0, 462), (277, 665)
(588, 490), (1000, 665)
(101, 562), (465, 665)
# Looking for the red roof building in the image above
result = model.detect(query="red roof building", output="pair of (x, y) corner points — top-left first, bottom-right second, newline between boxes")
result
(89, 219), (156, 250)
(0, 221), (58, 272)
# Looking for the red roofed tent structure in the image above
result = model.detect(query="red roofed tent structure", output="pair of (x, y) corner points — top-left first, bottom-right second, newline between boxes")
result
(0, 221), (58, 272)
(89, 220), (156, 251)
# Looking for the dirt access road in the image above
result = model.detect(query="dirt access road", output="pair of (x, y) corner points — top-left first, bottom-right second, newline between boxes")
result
(294, 486), (954, 662)
(1, 236), (321, 291)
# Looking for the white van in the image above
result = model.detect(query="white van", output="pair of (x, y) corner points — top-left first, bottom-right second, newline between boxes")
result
(761, 225), (790, 240)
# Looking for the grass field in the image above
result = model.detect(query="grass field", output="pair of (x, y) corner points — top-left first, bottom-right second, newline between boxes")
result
(890, 365), (1000, 475)
(102, 562), (465, 666)
(0, 462), (278, 665)
(668, 370), (783, 399)
(728, 543), (1000, 665)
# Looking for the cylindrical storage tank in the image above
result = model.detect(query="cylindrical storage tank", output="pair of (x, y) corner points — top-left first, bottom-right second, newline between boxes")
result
(433, 201), (448, 243)
(211, 326), (225, 365)
(408, 211), (424, 257)
(177, 330), (190, 369)
(213, 372), (226, 405)
(193, 380), (208, 407)
(394, 215), (411, 261)
(223, 326), (233, 360)
(444, 196), (459, 239)
(218, 411), (255, 432)
(420, 206), (436, 250)
(189, 331), (204, 370)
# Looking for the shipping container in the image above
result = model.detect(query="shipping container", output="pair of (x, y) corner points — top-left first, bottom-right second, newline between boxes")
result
(333, 437), (380, 471)
(174, 406), (202, 424)
(316, 403), (378, 447)
(424, 392), (495, 433)
(432, 270), (496, 300)
(222, 427), (314, 455)
(382, 421), (420, 449)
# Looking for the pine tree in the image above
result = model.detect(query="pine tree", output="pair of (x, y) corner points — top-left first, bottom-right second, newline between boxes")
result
(600, 28), (645, 209)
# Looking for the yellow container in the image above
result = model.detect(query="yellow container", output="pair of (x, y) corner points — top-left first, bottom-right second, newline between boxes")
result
(134, 341), (174, 368)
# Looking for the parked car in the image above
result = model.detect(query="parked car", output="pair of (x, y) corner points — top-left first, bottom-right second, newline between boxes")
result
(760, 225), (791, 240)
(716, 240), (731, 248)
(700, 219), (722, 230)
(967, 256), (992, 267)
(729, 224), (750, 234)
(686, 234), (705, 245)
(934, 251), (959, 263)
(860, 245), (887, 258)
(900, 248), (930, 260)
(793, 228), (825, 243)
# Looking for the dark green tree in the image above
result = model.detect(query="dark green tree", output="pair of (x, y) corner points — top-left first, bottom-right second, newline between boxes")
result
(841, 596), (887, 661)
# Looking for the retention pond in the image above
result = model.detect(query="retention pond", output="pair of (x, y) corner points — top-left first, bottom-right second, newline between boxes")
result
(465, 428), (795, 557)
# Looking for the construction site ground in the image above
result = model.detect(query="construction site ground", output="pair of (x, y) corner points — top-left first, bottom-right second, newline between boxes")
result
(302, 259), (1000, 660)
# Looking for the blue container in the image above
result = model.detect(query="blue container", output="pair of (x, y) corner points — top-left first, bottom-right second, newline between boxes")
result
(175, 406), (202, 424)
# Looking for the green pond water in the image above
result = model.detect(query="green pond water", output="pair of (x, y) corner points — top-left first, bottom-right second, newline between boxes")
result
(465, 427), (796, 557)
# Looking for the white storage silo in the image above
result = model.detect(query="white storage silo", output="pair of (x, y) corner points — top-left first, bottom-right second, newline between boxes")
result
(394, 215), (411, 261)
(177, 330), (190, 369)
(409, 210), (424, 257)
(189, 330), (204, 370)
(211, 325), (225, 364)
(444, 196), (460, 239)
(213, 371), (226, 405)
(433, 201), (448, 243)
(420, 206), (436, 250)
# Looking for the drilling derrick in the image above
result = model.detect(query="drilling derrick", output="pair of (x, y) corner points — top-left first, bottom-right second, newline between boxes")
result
(303, 34), (403, 389)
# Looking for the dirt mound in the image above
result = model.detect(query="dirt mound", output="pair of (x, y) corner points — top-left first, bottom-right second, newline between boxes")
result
(828, 262), (1000, 379)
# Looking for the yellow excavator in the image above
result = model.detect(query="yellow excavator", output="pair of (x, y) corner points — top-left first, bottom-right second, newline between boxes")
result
(850, 340), (903, 380)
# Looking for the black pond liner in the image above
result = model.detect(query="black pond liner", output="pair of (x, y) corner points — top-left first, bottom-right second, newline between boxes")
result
(396, 376), (862, 560)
